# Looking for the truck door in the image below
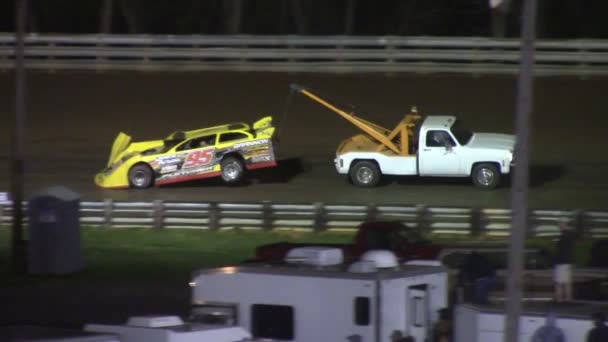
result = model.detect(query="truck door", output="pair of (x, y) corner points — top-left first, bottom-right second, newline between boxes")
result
(407, 284), (429, 342)
(418, 130), (461, 176)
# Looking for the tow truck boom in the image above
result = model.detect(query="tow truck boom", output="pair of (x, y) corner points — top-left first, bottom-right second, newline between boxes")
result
(290, 83), (421, 156)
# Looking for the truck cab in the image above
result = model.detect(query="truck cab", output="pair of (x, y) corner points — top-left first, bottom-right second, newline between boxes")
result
(417, 116), (515, 189)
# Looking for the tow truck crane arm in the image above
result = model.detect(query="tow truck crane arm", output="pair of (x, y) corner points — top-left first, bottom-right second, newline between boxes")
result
(289, 83), (421, 156)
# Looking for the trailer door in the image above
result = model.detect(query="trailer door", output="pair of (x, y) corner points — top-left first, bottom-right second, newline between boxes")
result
(407, 284), (429, 342)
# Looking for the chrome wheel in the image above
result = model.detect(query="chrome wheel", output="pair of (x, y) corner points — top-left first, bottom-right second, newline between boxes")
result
(128, 164), (153, 189)
(132, 170), (148, 187)
(221, 156), (245, 184)
(476, 167), (495, 187)
(356, 166), (374, 185)
(472, 163), (500, 190)
(349, 160), (380, 187)
(222, 161), (241, 181)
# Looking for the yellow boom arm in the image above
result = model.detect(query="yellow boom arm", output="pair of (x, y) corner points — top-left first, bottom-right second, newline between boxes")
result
(290, 84), (421, 156)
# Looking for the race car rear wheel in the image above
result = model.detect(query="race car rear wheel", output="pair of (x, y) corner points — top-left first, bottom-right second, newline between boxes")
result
(128, 164), (154, 189)
(221, 156), (245, 184)
(349, 160), (381, 187)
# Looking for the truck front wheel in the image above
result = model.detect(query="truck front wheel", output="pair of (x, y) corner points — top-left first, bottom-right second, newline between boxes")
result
(350, 161), (381, 187)
(472, 163), (500, 190)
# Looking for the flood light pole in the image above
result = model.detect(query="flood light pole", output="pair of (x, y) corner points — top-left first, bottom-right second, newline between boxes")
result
(11, 0), (28, 274)
(505, 0), (537, 341)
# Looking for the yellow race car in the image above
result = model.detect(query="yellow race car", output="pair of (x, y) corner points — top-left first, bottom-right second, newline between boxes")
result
(95, 116), (277, 189)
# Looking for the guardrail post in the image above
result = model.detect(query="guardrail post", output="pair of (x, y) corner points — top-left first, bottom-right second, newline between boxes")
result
(573, 209), (587, 238)
(313, 202), (326, 232)
(103, 199), (113, 229)
(0, 202), (3, 225)
(366, 203), (377, 222)
(208, 202), (219, 231)
(153, 200), (164, 229)
(416, 205), (431, 235)
(470, 207), (485, 237)
(262, 200), (273, 231)
(525, 209), (537, 239)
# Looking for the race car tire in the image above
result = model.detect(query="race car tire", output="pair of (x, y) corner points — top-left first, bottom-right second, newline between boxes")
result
(128, 164), (154, 189)
(221, 156), (245, 184)
(472, 163), (500, 190)
(349, 160), (381, 187)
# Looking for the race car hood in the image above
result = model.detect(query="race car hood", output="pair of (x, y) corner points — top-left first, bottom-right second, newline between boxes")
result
(106, 132), (164, 166)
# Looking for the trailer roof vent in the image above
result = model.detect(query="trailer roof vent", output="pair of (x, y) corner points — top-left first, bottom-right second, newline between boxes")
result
(360, 250), (399, 268)
(348, 260), (377, 273)
(285, 246), (344, 266)
(126, 315), (184, 328)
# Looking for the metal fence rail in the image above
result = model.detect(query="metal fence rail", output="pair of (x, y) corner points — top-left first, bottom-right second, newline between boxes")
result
(1, 33), (608, 76)
(1, 200), (607, 238)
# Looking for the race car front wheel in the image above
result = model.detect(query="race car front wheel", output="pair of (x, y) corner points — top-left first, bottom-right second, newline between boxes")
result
(221, 156), (245, 184)
(128, 164), (154, 189)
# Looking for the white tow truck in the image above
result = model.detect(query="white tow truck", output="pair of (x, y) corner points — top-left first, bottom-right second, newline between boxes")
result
(290, 84), (515, 189)
(189, 247), (448, 342)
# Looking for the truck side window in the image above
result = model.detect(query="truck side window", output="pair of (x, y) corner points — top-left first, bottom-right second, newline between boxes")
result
(426, 131), (455, 147)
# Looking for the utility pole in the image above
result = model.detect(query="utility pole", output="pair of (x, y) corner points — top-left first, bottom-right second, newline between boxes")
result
(11, 0), (28, 275)
(505, 0), (537, 341)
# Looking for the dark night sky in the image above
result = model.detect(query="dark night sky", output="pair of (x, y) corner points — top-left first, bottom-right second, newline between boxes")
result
(0, 0), (607, 38)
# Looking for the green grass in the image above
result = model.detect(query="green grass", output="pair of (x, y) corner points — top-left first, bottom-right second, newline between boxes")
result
(0, 227), (598, 286)
(0, 226), (353, 285)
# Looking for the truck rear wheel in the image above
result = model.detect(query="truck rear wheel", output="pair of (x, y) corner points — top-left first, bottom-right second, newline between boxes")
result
(472, 163), (500, 190)
(350, 161), (381, 187)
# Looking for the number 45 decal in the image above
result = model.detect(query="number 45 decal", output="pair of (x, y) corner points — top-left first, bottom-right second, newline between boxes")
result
(183, 149), (214, 169)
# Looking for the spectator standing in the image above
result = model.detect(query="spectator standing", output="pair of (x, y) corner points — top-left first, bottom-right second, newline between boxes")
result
(530, 310), (565, 342)
(554, 217), (576, 302)
(431, 308), (453, 342)
(459, 251), (497, 304)
(586, 312), (608, 342)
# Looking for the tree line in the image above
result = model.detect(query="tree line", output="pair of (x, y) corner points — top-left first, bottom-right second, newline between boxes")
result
(1, 0), (607, 38)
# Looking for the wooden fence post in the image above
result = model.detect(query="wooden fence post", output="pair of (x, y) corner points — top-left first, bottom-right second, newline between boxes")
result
(262, 200), (273, 231)
(573, 209), (587, 239)
(470, 207), (485, 237)
(416, 205), (431, 234)
(208, 202), (219, 231)
(103, 199), (113, 229)
(153, 200), (164, 229)
(313, 202), (326, 232)
(366, 203), (377, 222)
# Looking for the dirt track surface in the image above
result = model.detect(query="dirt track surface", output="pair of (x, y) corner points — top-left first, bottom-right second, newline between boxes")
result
(1, 70), (607, 209)
(0, 70), (607, 329)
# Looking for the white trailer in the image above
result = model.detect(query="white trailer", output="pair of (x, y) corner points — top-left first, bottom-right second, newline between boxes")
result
(84, 315), (259, 342)
(454, 302), (608, 342)
(189, 248), (448, 342)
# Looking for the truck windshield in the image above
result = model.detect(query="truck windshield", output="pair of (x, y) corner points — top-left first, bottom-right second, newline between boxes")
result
(450, 119), (473, 145)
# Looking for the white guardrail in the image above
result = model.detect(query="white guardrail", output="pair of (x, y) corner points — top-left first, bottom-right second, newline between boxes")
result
(1, 33), (608, 75)
(1, 199), (608, 238)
